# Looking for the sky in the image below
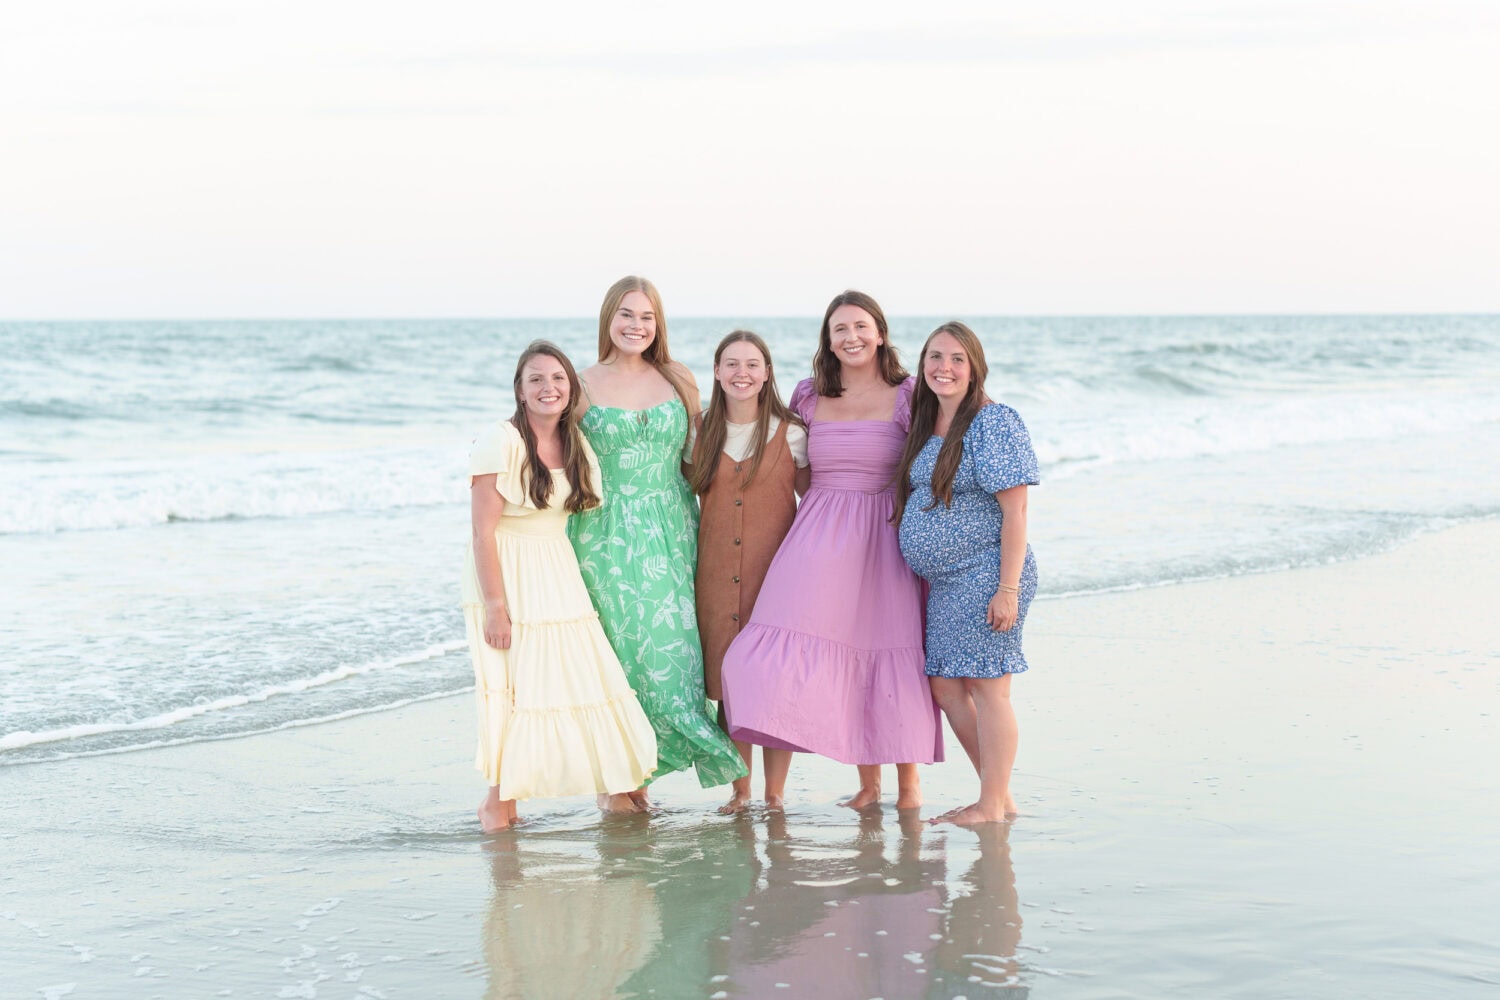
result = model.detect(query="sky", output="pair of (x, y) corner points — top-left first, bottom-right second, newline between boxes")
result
(2, 0), (1498, 318)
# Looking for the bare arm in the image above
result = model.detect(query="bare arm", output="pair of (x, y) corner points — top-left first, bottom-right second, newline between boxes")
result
(470, 474), (512, 649)
(987, 484), (1029, 632)
(794, 464), (811, 497)
(671, 361), (702, 479)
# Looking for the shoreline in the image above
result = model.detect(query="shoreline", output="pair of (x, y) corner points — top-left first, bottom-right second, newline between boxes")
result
(6, 510), (1494, 768)
(4, 520), (1497, 998)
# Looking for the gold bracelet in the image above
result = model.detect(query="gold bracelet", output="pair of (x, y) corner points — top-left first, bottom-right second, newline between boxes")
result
(995, 583), (1019, 594)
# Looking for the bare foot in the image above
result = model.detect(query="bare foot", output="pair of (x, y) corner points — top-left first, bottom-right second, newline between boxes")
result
(764, 793), (785, 812)
(716, 793), (752, 815)
(598, 793), (641, 814)
(932, 803), (1011, 827)
(627, 788), (652, 812)
(478, 798), (512, 834)
(896, 788), (922, 810)
(927, 801), (976, 825)
(1005, 792), (1019, 819)
(839, 786), (881, 810)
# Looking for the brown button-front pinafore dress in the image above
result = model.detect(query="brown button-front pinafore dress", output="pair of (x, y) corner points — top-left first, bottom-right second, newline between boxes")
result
(695, 420), (798, 701)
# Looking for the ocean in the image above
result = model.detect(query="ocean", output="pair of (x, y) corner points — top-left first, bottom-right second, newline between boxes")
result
(3, 314), (1497, 765)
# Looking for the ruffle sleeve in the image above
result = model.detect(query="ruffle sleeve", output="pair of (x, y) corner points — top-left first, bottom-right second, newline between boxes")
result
(788, 377), (817, 424)
(970, 404), (1041, 494)
(893, 376), (916, 433)
(468, 420), (534, 509)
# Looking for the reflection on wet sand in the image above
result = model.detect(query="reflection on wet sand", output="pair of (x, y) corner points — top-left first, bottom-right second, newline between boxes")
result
(478, 810), (1025, 998)
(481, 829), (664, 1000)
(929, 824), (1026, 998)
(618, 818), (760, 997)
(724, 808), (946, 997)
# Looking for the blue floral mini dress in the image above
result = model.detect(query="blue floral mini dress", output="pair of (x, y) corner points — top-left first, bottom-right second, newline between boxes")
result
(898, 403), (1040, 678)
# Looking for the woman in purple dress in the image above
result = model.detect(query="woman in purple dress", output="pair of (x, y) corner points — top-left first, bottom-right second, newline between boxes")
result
(720, 291), (942, 809)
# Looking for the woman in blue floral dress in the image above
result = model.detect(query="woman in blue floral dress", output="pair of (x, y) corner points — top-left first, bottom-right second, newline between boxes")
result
(894, 322), (1039, 826)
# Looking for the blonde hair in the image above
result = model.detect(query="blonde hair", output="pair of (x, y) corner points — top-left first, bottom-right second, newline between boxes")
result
(596, 275), (695, 412)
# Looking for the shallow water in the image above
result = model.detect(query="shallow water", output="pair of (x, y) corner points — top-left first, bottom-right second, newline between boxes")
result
(3, 314), (1497, 763)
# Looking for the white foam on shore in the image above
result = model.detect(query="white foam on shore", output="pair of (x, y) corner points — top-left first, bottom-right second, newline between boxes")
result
(0, 687), (472, 766)
(1031, 384), (1500, 478)
(0, 446), (464, 535)
(0, 641), (467, 753)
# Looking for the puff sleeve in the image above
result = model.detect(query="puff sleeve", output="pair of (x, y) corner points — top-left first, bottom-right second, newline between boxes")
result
(788, 377), (817, 425)
(468, 420), (532, 508)
(970, 404), (1041, 494)
(893, 376), (916, 433)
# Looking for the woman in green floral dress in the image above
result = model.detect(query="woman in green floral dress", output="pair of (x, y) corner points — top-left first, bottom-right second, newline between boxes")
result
(568, 276), (747, 807)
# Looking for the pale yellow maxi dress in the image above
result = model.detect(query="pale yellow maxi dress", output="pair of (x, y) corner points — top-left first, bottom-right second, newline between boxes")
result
(462, 420), (657, 799)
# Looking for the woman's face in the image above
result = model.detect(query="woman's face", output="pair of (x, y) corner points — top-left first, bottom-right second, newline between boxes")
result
(607, 290), (658, 358)
(714, 340), (768, 407)
(520, 354), (571, 418)
(827, 305), (882, 372)
(923, 331), (971, 403)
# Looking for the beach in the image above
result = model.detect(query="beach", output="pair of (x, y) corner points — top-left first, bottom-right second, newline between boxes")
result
(5, 520), (1496, 999)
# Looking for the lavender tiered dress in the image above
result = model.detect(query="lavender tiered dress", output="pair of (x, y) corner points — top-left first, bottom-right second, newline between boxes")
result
(720, 377), (942, 765)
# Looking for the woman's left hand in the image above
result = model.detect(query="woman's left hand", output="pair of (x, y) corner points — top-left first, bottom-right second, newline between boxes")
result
(987, 589), (1019, 632)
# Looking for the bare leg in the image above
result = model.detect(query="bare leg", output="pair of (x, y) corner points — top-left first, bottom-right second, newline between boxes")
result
(930, 676), (981, 773)
(762, 748), (792, 810)
(895, 764), (922, 809)
(841, 765), (882, 809)
(936, 675), (1017, 826)
(478, 786), (516, 833)
(718, 738), (755, 814)
(627, 786), (651, 811)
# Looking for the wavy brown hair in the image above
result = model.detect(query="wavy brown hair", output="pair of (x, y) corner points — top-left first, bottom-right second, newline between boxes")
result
(892, 322), (991, 526)
(596, 275), (696, 415)
(811, 289), (909, 397)
(509, 340), (600, 513)
(689, 331), (802, 495)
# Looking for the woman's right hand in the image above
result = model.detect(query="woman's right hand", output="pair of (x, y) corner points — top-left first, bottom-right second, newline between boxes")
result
(483, 603), (512, 650)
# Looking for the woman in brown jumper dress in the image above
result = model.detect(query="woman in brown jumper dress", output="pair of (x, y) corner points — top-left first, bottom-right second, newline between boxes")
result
(690, 331), (810, 813)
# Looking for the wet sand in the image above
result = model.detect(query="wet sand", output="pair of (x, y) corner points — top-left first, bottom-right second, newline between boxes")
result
(4, 521), (1498, 998)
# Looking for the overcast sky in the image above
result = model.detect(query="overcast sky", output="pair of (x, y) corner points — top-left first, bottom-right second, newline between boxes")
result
(3, 1), (1498, 318)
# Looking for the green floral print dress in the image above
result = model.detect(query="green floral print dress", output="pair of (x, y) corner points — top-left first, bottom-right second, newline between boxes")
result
(567, 397), (748, 788)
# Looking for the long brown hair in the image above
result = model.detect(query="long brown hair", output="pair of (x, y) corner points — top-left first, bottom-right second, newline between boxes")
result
(811, 289), (909, 397)
(689, 330), (802, 494)
(509, 340), (600, 513)
(596, 275), (696, 413)
(892, 322), (991, 525)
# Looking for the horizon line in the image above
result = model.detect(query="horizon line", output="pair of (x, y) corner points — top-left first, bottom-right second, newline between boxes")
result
(5, 310), (1499, 324)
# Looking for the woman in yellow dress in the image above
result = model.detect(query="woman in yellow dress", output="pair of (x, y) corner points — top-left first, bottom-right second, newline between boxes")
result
(462, 340), (657, 832)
